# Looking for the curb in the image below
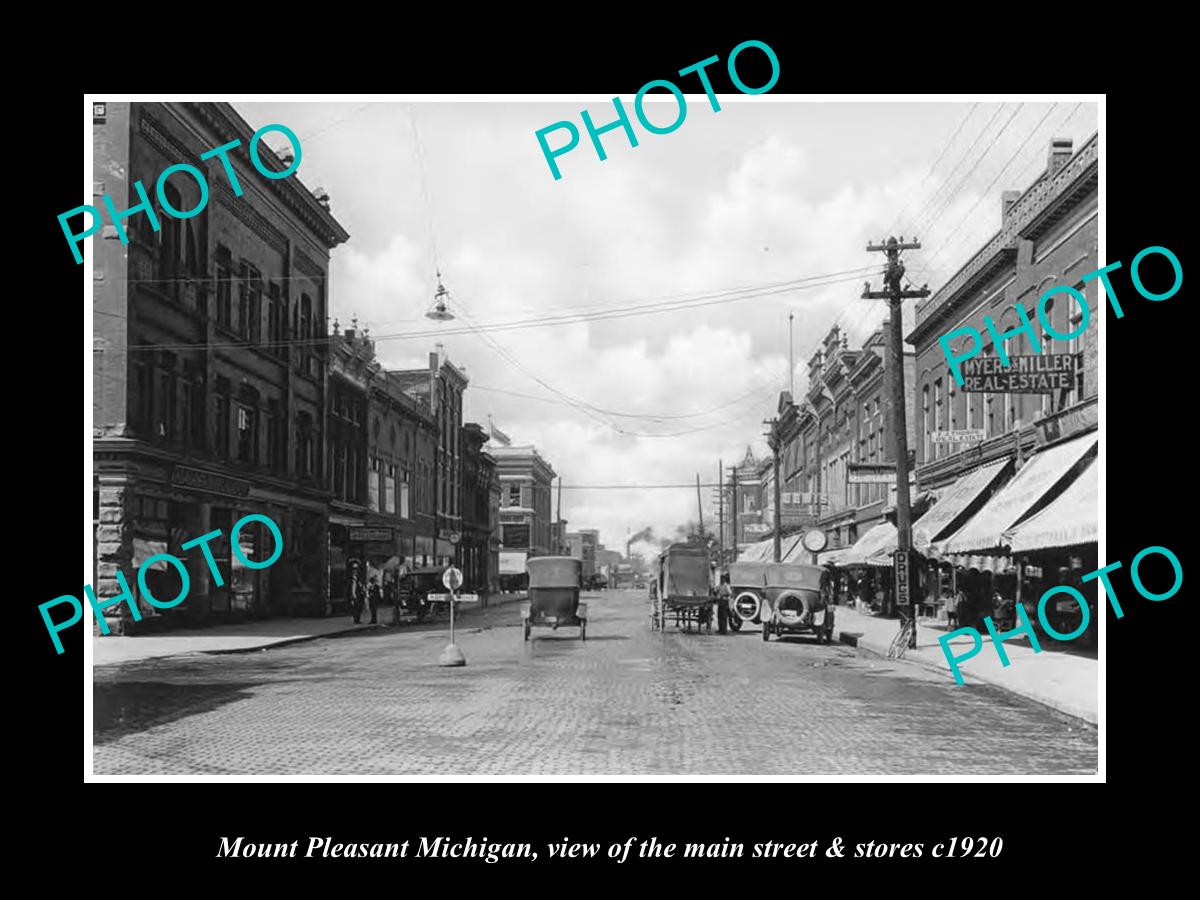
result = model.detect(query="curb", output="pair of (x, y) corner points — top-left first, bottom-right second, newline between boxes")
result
(836, 625), (1097, 728)
(202, 594), (528, 656)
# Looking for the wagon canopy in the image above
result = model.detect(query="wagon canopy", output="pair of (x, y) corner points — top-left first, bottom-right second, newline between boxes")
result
(526, 555), (583, 588)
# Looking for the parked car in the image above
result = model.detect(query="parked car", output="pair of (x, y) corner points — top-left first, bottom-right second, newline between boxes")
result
(761, 563), (835, 643)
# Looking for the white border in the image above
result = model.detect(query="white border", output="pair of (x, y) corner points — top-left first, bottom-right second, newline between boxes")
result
(83, 92), (1105, 784)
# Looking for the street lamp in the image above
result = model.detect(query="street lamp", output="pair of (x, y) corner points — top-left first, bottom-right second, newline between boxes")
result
(425, 272), (455, 321)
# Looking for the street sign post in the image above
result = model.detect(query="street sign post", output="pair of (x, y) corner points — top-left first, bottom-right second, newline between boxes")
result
(438, 566), (467, 667)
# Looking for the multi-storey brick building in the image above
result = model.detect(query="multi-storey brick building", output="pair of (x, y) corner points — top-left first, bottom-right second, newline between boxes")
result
(461, 422), (498, 593)
(768, 324), (915, 555)
(92, 102), (348, 632)
(392, 343), (468, 567)
(326, 325), (439, 609)
(493, 439), (558, 566)
(905, 134), (1099, 621)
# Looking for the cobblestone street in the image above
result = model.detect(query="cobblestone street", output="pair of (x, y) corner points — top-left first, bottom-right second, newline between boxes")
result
(93, 590), (1097, 775)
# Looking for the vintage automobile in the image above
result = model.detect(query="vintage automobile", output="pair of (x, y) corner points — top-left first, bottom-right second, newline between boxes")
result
(761, 562), (835, 643)
(401, 565), (450, 622)
(523, 556), (588, 641)
(727, 560), (771, 632)
(652, 542), (715, 633)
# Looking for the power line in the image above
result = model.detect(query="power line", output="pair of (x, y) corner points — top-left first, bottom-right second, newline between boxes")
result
(113, 267), (876, 354)
(885, 102), (979, 237)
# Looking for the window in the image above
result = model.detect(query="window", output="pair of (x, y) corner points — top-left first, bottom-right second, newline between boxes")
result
(299, 294), (313, 375)
(238, 264), (261, 343)
(921, 385), (930, 462)
(934, 378), (943, 459)
(385, 464), (396, 514)
(296, 412), (314, 479)
(508, 483), (520, 506)
(236, 404), (256, 464)
(159, 183), (183, 298)
(135, 361), (153, 436)
(986, 393), (995, 438)
(334, 443), (347, 500)
(216, 264), (232, 329)
(368, 458), (380, 511)
(267, 282), (285, 351)
(1068, 301), (1085, 405)
(267, 400), (283, 474)
(948, 379), (957, 432)
(214, 386), (230, 459)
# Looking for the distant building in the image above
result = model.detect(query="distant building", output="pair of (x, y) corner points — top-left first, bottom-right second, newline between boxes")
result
(721, 446), (767, 555)
(492, 438), (557, 572)
(462, 422), (498, 593)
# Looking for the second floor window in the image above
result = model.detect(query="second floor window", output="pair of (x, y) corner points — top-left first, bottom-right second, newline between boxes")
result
(385, 464), (396, 514)
(237, 405), (256, 464)
(216, 264), (232, 329)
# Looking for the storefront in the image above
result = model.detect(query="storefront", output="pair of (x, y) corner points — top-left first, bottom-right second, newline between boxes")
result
(1003, 458), (1098, 648)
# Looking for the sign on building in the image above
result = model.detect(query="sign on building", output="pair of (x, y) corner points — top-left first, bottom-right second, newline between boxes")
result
(959, 355), (1075, 393)
(931, 429), (986, 444)
(503, 523), (530, 548)
(847, 463), (896, 485)
(349, 527), (393, 542)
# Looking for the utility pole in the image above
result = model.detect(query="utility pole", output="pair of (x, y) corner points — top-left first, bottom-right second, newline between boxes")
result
(718, 459), (724, 566)
(730, 465), (739, 562)
(695, 473), (705, 541)
(788, 312), (795, 398)
(556, 477), (563, 553)
(863, 236), (930, 650)
(766, 420), (783, 563)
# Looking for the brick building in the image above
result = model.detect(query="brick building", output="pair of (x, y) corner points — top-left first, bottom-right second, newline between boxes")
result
(326, 325), (439, 609)
(392, 343), (468, 567)
(904, 134), (1099, 618)
(461, 422), (499, 594)
(92, 101), (348, 632)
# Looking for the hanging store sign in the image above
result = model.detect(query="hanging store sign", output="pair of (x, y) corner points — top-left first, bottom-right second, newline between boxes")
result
(931, 429), (986, 444)
(847, 463), (896, 485)
(744, 523), (770, 534)
(959, 355), (1075, 393)
(894, 548), (911, 608)
(1024, 564), (1043, 579)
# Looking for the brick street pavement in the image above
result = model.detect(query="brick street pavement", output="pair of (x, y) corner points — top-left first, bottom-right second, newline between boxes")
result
(92, 589), (1097, 776)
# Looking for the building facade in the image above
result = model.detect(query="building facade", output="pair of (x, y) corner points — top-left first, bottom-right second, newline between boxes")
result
(92, 101), (348, 632)
(905, 134), (1099, 626)
(461, 422), (498, 594)
(393, 344), (469, 567)
(494, 443), (558, 562)
(773, 323), (915, 554)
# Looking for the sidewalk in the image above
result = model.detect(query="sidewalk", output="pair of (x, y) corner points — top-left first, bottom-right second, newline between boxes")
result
(93, 592), (524, 668)
(833, 606), (1098, 726)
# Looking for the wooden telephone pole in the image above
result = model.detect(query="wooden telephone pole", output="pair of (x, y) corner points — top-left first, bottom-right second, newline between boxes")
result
(863, 236), (930, 650)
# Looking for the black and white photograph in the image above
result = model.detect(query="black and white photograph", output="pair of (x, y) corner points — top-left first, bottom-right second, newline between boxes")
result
(84, 94), (1103, 778)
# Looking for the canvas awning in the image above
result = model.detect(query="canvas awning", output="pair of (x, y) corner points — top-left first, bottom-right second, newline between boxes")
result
(499, 551), (527, 574)
(939, 432), (1098, 555)
(825, 522), (897, 568)
(911, 459), (1011, 550)
(1003, 458), (1098, 552)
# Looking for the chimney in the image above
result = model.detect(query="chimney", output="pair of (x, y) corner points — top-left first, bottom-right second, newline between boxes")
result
(313, 187), (331, 210)
(1001, 190), (1021, 222)
(278, 148), (295, 167)
(1047, 138), (1073, 177)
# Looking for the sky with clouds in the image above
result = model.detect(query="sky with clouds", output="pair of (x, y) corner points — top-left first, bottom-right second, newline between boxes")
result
(236, 98), (1097, 556)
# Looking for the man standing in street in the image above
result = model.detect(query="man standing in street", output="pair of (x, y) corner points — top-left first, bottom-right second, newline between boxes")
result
(367, 575), (382, 625)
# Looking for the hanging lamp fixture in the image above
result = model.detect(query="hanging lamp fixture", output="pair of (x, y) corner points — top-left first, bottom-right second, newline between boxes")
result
(425, 270), (455, 321)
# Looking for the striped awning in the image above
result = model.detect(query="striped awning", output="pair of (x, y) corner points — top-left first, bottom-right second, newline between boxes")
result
(939, 432), (1098, 556)
(1003, 458), (1097, 552)
(912, 459), (1011, 550)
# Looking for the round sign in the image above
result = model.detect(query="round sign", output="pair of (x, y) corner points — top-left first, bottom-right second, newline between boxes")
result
(442, 566), (463, 591)
(801, 529), (828, 553)
(448, 532), (461, 545)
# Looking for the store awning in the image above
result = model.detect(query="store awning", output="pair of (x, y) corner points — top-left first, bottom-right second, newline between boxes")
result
(939, 432), (1098, 556)
(1003, 458), (1098, 552)
(739, 538), (775, 562)
(825, 522), (897, 568)
(911, 459), (1011, 550)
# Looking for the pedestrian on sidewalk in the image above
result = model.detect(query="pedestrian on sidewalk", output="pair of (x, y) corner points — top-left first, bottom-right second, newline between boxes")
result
(948, 588), (965, 630)
(367, 576), (382, 625)
(347, 561), (365, 624)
